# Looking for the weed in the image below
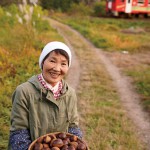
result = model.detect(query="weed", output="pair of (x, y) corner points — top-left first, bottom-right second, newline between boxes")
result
(0, 5), (64, 149)
(51, 13), (150, 116)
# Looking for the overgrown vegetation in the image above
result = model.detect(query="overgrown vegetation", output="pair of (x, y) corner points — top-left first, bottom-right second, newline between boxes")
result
(51, 13), (150, 113)
(51, 24), (146, 149)
(0, 4), (63, 149)
(52, 14), (150, 52)
(1, 1), (150, 149)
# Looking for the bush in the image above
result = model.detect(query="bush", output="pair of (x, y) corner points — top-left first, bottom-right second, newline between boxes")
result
(40, 0), (72, 12)
(68, 3), (92, 16)
(0, 4), (64, 149)
(32, 5), (50, 31)
(93, 1), (106, 17)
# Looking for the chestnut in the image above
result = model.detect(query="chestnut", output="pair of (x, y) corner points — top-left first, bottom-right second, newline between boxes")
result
(51, 147), (60, 150)
(43, 143), (49, 148)
(50, 139), (57, 147)
(49, 134), (56, 140)
(70, 135), (78, 142)
(57, 132), (66, 139)
(64, 137), (70, 143)
(36, 137), (44, 143)
(51, 138), (64, 148)
(34, 143), (43, 150)
(61, 145), (68, 150)
(43, 135), (51, 143)
(42, 148), (51, 150)
(68, 145), (76, 150)
(77, 143), (86, 150)
(62, 139), (69, 145)
(70, 142), (78, 149)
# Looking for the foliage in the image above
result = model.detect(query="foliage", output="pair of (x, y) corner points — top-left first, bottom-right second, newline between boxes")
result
(53, 15), (150, 53)
(39, 0), (73, 12)
(50, 13), (150, 118)
(93, 1), (106, 17)
(127, 66), (150, 110)
(0, 4), (64, 149)
(55, 23), (145, 149)
(0, 0), (39, 6)
(32, 5), (50, 32)
(0, 0), (18, 7)
(0, 5), (19, 27)
(1, 2), (150, 149)
(68, 2), (93, 16)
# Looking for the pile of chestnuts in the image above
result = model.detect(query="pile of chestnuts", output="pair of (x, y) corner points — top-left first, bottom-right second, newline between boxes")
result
(28, 132), (88, 150)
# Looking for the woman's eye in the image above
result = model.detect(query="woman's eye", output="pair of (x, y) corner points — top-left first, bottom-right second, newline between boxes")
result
(62, 63), (67, 66)
(50, 60), (55, 63)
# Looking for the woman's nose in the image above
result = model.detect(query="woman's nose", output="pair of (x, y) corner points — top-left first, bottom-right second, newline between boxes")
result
(53, 63), (61, 71)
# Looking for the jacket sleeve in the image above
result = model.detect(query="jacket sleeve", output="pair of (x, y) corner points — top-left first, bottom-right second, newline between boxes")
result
(68, 127), (83, 139)
(9, 85), (31, 149)
(9, 129), (31, 150)
(68, 89), (83, 138)
(10, 85), (30, 131)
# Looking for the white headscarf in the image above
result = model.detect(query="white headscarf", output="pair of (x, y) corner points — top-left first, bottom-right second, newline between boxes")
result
(39, 41), (72, 69)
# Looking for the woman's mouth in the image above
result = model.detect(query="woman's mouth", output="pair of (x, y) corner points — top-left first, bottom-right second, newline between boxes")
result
(50, 72), (60, 78)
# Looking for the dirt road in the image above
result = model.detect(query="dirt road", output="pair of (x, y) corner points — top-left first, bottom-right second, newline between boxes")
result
(46, 18), (150, 149)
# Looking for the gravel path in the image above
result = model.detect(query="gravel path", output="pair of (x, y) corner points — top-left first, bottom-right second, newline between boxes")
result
(46, 18), (150, 150)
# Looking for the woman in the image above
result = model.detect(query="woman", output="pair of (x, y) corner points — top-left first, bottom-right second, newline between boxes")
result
(8, 41), (82, 150)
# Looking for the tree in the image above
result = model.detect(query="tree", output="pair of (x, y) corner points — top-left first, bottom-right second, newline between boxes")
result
(39, 0), (73, 12)
(39, 0), (53, 9)
(0, 0), (19, 6)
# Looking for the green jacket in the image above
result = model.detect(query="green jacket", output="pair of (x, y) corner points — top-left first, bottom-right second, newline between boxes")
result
(10, 75), (79, 141)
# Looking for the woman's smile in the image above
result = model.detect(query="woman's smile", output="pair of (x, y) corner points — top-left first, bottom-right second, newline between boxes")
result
(49, 71), (60, 78)
(42, 51), (69, 86)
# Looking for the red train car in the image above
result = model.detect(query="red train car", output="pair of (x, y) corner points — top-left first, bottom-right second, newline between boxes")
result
(106, 0), (150, 17)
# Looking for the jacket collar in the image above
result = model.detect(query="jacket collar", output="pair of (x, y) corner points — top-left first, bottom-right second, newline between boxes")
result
(27, 75), (69, 95)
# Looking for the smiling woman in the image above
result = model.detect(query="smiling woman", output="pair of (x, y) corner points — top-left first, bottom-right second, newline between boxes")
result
(42, 50), (69, 87)
(8, 41), (82, 150)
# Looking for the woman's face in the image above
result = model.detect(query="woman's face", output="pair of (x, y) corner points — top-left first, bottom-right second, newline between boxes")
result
(42, 51), (69, 86)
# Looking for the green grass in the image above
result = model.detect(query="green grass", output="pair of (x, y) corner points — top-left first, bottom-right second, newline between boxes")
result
(49, 23), (146, 149)
(52, 14), (150, 53)
(1, 4), (149, 149)
(51, 13), (150, 115)
(126, 66), (150, 110)
(77, 56), (144, 150)
(0, 5), (64, 149)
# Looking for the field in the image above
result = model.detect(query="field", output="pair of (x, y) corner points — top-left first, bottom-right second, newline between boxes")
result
(48, 17), (149, 150)
(0, 5), (64, 148)
(0, 4), (150, 149)
(51, 13), (150, 112)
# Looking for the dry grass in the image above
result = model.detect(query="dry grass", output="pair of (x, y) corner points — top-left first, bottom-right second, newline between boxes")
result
(76, 49), (145, 150)
(51, 13), (150, 121)
(50, 23), (147, 149)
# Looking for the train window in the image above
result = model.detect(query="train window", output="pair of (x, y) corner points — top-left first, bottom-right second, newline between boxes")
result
(128, 0), (130, 3)
(121, 0), (124, 2)
(138, 0), (144, 4)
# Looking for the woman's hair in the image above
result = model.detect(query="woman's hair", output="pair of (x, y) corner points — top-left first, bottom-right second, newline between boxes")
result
(42, 49), (69, 68)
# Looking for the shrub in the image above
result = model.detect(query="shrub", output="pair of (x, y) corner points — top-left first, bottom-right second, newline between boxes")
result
(68, 3), (93, 16)
(93, 1), (106, 17)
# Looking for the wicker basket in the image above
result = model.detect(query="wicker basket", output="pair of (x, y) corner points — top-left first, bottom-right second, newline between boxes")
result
(28, 132), (89, 150)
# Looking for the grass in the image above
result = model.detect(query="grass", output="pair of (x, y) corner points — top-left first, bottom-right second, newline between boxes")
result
(77, 49), (145, 150)
(1, 4), (149, 149)
(126, 65), (150, 110)
(52, 14), (150, 52)
(50, 13), (150, 114)
(48, 22), (146, 149)
(0, 5), (64, 149)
